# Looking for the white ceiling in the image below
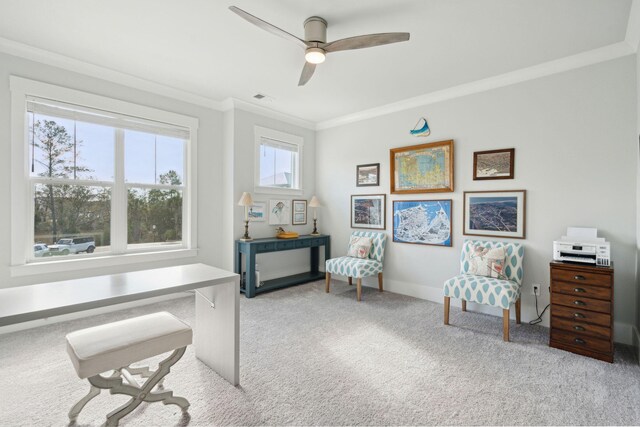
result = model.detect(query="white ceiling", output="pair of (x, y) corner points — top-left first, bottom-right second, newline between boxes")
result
(0, 0), (633, 123)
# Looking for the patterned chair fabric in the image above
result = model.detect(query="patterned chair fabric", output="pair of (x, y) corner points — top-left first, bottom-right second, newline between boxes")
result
(443, 240), (524, 309)
(325, 231), (387, 279)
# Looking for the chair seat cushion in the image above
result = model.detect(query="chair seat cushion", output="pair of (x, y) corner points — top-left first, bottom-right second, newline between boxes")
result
(443, 274), (521, 309)
(326, 256), (382, 279)
(66, 311), (192, 379)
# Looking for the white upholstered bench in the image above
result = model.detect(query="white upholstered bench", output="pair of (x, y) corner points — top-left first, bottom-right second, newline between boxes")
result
(66, 311), (193, 426)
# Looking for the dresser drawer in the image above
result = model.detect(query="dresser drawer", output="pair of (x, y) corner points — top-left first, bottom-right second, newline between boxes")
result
(551, 292), (611, 314)
(550, 304), (611, 327)
(277, 240), (296, 250)
(551, 329), (611, 354)
(551, 268), (611, 287)
(256, 243), (275, 252)
(551, 316), (611, 340)
(295, 239), (312, 248)
(552, 282), (611, 301)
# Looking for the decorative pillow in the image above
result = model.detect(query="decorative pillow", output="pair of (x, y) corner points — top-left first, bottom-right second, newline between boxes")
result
(347, 236), (373, 259)
(465, 244), (506, 279)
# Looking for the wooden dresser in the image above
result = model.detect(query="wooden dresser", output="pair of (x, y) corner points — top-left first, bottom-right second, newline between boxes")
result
(549, 261), (614, 363)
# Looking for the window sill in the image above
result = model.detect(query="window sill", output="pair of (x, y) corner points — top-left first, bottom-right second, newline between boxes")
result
(253, 186), (303, 197)
(10, 248), (199, 278)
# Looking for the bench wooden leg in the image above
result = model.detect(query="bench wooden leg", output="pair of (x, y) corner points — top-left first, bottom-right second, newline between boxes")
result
(461, 300), (467, 312)
(515, 298), (521, 324)
(503, 309), (510, 342)
(356, 278), (362, 301)
(378, 272), (383, 292)
(444, 296), (450, 325)
(325, 272), (331, 293)
(348, 276), (352, 285)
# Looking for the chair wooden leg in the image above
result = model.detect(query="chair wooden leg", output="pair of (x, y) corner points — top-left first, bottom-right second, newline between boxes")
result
(348, 277), (352, 286)
(356, 278), (362, 302)
(444, 296), (450, 325)
(503, 308), (510, 342)
(515, 298), (521, 325)
(325, 273), (331, 293)
(378, 272), (383, 292)
(461, 300), (467, 312)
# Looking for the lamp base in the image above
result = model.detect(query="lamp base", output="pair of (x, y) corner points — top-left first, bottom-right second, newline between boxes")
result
(241, 220), (252, 241)
(311, 218), (319, 235)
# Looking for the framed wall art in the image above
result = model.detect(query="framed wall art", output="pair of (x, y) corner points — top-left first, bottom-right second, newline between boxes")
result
(393, 199), (452, 246)
(351, 194), (386, 230)
(248, 202), (266, 222)
(268, 199), (291, 225)
(390, 140), (454, 194)
(473, 148), (515, 180)
(356, 163), (380, 187)
(291, 199), (307, 225)
(463, 190), (526, 239)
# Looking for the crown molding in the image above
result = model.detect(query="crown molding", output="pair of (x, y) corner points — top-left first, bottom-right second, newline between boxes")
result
(223, 98), (316, 130)
(0, 37), (226, 111)
(316, 41), (634, 131)
(625, 0), (640, 51)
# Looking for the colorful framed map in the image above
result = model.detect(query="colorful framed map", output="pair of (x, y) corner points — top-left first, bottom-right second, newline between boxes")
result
(390, 140), (454, 194)
(463, 190), (526, 239)
(351, 194), (386, 230)
(393, 200), (452, 246)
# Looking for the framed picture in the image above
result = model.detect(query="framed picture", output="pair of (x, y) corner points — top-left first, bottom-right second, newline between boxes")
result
(351, 194), (386, 230)
(356, 163), (380, 187)
(473, 148), (515, 180)
(268, 199), (291, 225)
(248, 202), (266, 222)
(390, 140), (454, 194)
(393, 199), (452, 246)
(291, 199), (307, 225)
(463, 190), (526, 239)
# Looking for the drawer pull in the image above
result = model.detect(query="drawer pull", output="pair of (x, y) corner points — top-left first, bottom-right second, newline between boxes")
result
(573, 312), (586, 319)
(574, 338), (586, 345)
(573, 325), (585, 331)
(573, 275), (586, 281)
(573, 288), (586, 293)
(573, 300), (586, 306)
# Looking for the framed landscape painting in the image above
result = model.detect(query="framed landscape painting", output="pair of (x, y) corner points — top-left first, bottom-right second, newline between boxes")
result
(393, 199), (452, 246)
(248, 202), (266, 222)
(356, 163), (380, 187)
(351, 194), (386, 230)
(463, 190), (526, 239)
(473, 148), (515, 180)
(390, 140), (454, 194)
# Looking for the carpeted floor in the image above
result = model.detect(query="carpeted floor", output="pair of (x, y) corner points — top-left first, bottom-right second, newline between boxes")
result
(0, 280), (639, 426)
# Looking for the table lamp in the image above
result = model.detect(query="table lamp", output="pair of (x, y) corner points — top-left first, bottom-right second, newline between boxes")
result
(309, 196), (321, 235)
(238, 192), (254, 241)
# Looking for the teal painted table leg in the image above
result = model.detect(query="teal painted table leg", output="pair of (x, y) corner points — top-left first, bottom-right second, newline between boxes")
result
(245, 249), (256, 298)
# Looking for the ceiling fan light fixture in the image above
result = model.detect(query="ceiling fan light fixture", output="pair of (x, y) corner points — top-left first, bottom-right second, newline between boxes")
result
(305, 47), (326, 64)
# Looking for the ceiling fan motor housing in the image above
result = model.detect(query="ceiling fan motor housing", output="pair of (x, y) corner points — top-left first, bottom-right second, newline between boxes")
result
(304, 16), (327, 43)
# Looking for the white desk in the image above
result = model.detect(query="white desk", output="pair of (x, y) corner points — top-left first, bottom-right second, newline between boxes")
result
(0, 263), (240, 385)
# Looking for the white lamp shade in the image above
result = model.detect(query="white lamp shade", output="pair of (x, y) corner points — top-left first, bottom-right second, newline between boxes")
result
(309, 196), (321, 208)
(237, 192), (253, 206)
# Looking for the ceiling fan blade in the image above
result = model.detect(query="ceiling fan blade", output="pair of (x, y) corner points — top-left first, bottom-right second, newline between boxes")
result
(229, 6), (308, 49)
(298, 62), (316, 86)
(323, 32), (410, 53)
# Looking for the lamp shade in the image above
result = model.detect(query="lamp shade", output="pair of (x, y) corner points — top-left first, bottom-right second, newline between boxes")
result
(309, 196), (321, 207)
(237, 192), (253, 206)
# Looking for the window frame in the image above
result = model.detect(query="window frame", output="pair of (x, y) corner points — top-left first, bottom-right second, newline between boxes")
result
(253, 126), (303, 196)
(10, 76), (199, 277)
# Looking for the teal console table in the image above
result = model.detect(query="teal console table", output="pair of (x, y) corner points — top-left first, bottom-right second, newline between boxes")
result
(235, 234), (330, 298)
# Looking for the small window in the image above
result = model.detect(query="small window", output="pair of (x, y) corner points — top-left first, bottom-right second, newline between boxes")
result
(254, 126), (303, 194)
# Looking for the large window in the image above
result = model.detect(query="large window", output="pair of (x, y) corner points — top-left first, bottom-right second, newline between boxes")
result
(254, 126), (303, 195)
(11, 77), (198, 274)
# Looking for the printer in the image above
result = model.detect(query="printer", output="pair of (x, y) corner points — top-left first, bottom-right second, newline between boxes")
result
(553, 227), (610, 266)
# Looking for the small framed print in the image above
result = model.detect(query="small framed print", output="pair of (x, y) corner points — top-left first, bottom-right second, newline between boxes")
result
(473, 148), (515, 180)
(292, 199), (307, 225)
(351, 194), (386, 230)
(248, 202), (266, 222)
(356, 163), (380, 187)
(269, 199), (291, 225)
(463, 190), (526, 239)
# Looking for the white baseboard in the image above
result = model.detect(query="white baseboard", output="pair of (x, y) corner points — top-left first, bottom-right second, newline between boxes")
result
(0, 293), (191, 335)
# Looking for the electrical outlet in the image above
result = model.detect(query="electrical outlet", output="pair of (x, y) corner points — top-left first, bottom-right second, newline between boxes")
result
(531, 284), (541, 296)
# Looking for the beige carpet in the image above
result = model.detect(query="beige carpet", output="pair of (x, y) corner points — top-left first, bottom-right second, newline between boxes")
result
(0, 280), (639, 426)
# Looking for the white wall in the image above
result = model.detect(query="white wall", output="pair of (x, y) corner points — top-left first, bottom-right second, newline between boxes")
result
(317, 56), (638, 344)
(228, 108), (319, 281)
(0, 52), (225, 288)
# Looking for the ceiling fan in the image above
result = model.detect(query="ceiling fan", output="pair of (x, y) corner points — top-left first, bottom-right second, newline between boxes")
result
(229, 6), (410, 86)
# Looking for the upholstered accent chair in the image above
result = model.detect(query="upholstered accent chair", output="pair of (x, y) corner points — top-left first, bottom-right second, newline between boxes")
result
(325, 231), (388, 301)
(443, 239), (525, 341)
